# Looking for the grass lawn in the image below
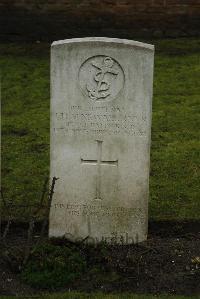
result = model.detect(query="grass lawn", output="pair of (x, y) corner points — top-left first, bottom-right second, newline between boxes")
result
(0, 293), (200, 299)
(1, 38), (200, 221)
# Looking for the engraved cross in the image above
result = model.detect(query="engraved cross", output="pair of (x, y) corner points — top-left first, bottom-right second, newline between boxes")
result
(81, 140), (118, 201)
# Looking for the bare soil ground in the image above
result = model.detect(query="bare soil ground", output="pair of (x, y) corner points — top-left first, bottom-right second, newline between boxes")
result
(0, 221), (199, 296)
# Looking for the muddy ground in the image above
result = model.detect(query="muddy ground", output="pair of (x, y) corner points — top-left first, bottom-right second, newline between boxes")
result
(0, 221), (199, 296)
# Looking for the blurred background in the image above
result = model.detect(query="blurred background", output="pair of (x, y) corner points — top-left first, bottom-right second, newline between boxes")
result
(0, 0), (200, 42)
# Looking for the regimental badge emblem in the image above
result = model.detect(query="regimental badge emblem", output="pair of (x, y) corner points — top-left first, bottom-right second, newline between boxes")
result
(78, 55), (125, 102)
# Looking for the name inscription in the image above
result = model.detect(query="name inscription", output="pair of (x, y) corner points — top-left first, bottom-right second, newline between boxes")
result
(53, 105), (148, 137)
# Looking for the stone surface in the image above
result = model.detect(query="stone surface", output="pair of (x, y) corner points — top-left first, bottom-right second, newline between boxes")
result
(49, 37), (154, 244)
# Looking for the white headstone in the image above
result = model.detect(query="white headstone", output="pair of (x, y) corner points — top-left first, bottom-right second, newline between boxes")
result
(49, 37), (154, 244)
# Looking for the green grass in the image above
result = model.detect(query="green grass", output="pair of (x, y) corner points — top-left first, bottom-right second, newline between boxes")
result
(0, 292), (200, 299)
(0, 294), (199, 299)
(1, 44), (50, 214)
(1, 39), (200, 221)
(21, 243), (86, 288)
(150, 39), (200, 220)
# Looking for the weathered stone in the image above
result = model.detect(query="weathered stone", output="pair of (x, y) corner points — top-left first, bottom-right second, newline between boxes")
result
(49, 37), (154, 244)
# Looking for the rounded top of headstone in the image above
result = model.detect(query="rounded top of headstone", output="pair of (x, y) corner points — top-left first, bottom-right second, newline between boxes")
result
(51, 37), (154, 51)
